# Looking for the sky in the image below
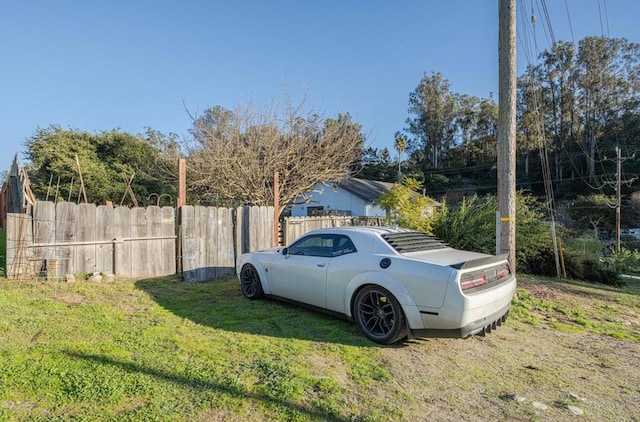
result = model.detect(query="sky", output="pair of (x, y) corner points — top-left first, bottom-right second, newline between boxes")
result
(1, 0), (639, 175)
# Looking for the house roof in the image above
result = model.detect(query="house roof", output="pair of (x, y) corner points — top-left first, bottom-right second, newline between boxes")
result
(337, 177), (395, 202)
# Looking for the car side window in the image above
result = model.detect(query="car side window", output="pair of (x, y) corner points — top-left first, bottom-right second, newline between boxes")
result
(288, 235), (334, 257)
(332, 235), (357, 257)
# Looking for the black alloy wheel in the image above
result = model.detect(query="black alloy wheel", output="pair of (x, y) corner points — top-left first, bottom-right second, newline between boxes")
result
(353, 286), (406, 344)
(240, 264), (265, 299)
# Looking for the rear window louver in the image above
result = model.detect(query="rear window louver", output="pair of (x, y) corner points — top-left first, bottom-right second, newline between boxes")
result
(381, 232), (449, 253)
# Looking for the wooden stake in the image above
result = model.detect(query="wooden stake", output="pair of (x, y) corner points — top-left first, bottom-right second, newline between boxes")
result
(273, 171), (280, 247)
(177, 158), (186, 208)
(75, 154), (88, 203)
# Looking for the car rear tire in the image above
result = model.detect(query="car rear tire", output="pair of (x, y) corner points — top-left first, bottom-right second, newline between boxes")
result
(240, 264), (265, 300)
(353, 286), (406, 344)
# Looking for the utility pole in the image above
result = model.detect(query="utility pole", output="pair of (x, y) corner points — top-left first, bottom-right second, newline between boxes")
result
(498, 0), (517, 271)
(617, 146), (622, 252)
(607, 146), (636, 252)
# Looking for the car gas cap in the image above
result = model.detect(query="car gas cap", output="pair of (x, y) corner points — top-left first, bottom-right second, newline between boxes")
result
(379, 258), (391, 269)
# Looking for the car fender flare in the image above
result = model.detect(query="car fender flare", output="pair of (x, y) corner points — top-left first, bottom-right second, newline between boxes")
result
(344, 272), (423, 330)
(238, 259), (272, 295)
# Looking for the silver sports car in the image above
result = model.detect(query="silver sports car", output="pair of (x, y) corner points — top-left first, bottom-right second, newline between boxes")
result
(236, 226), (517, 344)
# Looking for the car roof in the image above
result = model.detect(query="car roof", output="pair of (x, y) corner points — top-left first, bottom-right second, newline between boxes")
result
(304, 226), (413, 236)
(299, 226), (451, 254)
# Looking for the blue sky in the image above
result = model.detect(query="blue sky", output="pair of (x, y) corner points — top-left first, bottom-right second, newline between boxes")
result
(1, 1), (639, 174)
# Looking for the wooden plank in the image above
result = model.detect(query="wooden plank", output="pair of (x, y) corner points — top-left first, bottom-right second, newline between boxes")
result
(264, 206), (275, 249)
(236, 206), (250, 255)
(96, 205), (114, 274)
(6, 213), (31, 278)
(195, 206), (208, 282)
(217, 207), (234, 278)
(161, 206), (176, 276)
(258, 206), (268, 250)
(180, 206), (196, 282)
(55, 202), (77, 276)
(249, 206), (259, 252)
(113, 207), (131, 278)
(146, 206), (162, 277)
(130, 207), (147, 277)
(206, 207), (218, 280)
(76, 203), (97, 274)
(32, 201), (56, 277)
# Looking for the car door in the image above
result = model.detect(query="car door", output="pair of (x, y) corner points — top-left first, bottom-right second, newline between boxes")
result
(269, 234), (334, 308)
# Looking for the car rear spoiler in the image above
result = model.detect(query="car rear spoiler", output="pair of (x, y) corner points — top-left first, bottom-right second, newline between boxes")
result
(450, 254), (509, 270)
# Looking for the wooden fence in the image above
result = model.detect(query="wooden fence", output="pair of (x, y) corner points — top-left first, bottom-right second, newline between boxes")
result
(5, 201), (275, 282)
(7, 201), (176, 279)
(180, 205), (274, 282)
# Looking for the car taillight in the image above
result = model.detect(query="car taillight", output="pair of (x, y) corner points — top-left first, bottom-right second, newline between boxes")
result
(460, 273), (487, 290)
(496, 265), (510, 280)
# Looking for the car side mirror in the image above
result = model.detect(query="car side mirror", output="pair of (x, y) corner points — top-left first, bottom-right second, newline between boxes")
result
(281, 247), (289, 257)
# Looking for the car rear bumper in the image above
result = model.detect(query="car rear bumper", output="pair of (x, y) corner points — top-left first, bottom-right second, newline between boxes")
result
(409, 302), (511, 339)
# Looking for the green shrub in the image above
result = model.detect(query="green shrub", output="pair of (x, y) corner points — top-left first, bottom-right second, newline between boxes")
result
(433, 193), (556, 275)
(607, 247), (640, 274)
(379, 177), (438, 234)
(562, 250), (621, 286)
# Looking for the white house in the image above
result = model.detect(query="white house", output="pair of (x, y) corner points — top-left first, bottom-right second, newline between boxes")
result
(290, 177), (394, 217)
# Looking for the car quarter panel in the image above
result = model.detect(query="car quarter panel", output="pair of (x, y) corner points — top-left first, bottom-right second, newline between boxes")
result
(338, 271), (424, 330)
(384, 258), (456, 309)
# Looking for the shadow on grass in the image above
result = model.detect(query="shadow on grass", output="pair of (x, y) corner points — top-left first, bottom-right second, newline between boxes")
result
(135, 275), (375, 347)
(65, 349), (350, 422)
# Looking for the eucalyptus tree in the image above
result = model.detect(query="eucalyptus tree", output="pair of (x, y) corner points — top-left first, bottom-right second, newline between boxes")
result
(407, 72), (458, 171)
(576, 36), (640, 183)
(516, 68), (544, 180)
(540, 41), (581, 186)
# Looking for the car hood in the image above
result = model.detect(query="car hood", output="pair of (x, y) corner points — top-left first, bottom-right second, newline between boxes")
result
(403, 248), (490, 267)
(250, 247), (281, 255)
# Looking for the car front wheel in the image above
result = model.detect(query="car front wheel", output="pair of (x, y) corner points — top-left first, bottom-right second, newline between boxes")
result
(240, 264), (265, 300)
(353, 286), (406, 344)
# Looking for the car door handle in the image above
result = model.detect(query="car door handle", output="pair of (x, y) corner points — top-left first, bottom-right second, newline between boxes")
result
(317, 263), (326, 268)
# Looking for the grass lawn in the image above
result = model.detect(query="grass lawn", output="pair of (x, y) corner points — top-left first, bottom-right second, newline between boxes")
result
(0, 274), (639, 421)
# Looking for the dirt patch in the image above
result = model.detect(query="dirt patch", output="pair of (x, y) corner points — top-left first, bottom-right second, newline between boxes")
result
(373, 277), (640, 421)
(54, 292), (87, 304)
(306, 353), (350, 385)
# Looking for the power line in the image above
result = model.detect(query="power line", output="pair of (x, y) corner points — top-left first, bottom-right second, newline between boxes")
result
(563, 0), (576, 47)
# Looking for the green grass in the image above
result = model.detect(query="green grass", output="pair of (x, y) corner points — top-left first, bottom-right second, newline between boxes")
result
(0, 276), (401, 421)
(2, 274), (639, 420)
(511, 276), (640, 341)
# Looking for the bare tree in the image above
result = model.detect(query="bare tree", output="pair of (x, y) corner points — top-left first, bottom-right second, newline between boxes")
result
(185, 97), (364, 214)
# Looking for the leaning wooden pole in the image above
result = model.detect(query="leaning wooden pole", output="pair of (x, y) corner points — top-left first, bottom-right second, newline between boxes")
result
(75, 154), (88, 203)
(498, 0), (517, 271)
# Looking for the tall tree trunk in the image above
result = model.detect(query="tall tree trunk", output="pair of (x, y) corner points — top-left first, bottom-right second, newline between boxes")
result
(588, 129), (596, 183)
